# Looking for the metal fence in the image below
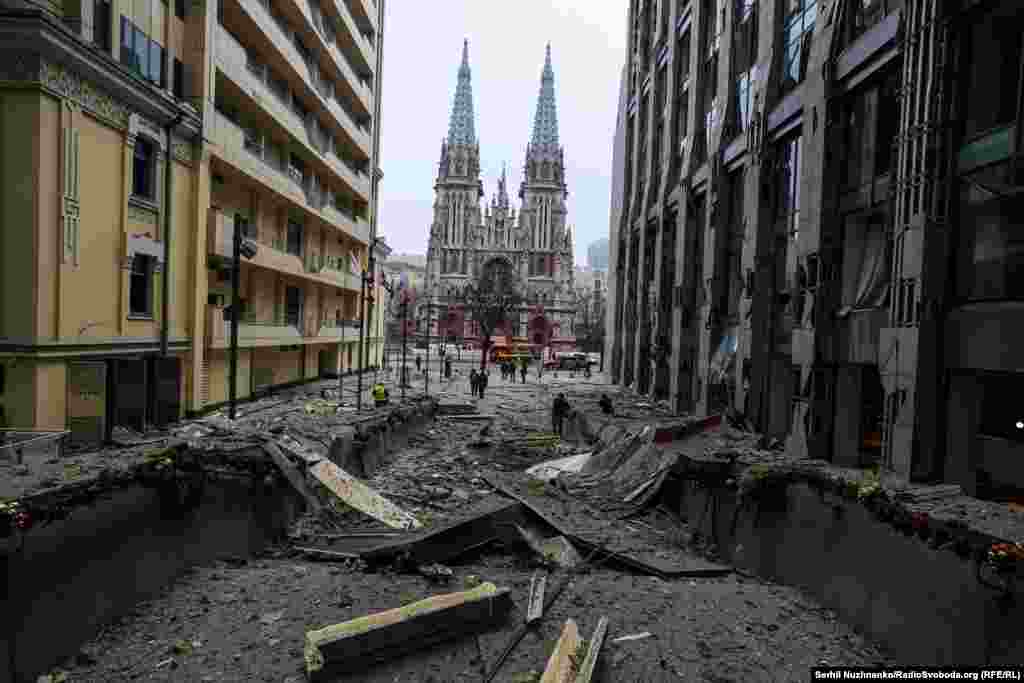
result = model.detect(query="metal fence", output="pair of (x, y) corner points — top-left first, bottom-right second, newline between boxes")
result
(0, 430), (71, 465)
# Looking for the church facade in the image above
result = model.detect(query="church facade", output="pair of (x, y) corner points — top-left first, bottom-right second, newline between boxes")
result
(424, 41), (576, 355)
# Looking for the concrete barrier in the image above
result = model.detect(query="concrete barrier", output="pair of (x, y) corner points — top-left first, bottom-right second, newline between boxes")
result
(664, 477), (1024, 665)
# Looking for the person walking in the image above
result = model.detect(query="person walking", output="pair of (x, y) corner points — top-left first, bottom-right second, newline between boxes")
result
(599, 393), (614, 416)
(552, 393), (570, 436)
(469, 369), (478, 397)
(520, 358), (528, 384)
(479, 369), (489, 399)
(445, 357), (452, 380)
(415, 355), (422, 372)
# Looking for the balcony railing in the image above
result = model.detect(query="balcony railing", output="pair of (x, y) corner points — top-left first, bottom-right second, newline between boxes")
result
(206, 304), (365, 347)
(208, 111), (369, 246)
(216, 25), (370, 197)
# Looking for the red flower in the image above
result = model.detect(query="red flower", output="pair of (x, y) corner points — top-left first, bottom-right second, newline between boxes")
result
(14, 510), (32, 530)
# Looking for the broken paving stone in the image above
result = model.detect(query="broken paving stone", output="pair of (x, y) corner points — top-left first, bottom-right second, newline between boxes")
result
(260, 610), (285, 625)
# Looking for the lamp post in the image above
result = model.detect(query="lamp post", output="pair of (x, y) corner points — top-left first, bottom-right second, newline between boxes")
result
(357, 237), (386, 412)
(228, 218), (259, 420)
(424, 303), (431, 398)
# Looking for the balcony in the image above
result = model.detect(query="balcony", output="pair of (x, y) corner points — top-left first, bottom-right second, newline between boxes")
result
(215, 26), (370, 196)
(345, 0), (376, 34)
(207, 112), (369, 245)
(206, 208), (362, 292)
(295, 0), (375, 99)
(236, 0), (372, 120)
(206, 304), (363, 349)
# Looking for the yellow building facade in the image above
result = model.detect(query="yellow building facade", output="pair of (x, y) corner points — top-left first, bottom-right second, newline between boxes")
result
(0, 0), (384, 442)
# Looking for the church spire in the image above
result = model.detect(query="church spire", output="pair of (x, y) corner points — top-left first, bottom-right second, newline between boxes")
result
(447, 39), (476, 147)
(530, 43), (559, 149)
(497, 163), (509, 207)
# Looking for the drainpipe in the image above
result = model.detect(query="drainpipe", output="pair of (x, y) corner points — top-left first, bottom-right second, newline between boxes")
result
(161, 113), (185, 357)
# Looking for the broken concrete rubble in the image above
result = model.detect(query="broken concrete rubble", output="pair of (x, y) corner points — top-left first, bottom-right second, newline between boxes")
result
(303, 582), (513, 680)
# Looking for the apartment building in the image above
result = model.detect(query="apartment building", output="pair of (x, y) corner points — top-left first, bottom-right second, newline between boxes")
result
(608, 0), (1024, 498)
(0, 0), (384, 442)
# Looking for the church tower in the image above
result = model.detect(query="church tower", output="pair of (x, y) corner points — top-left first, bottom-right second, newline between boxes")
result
(426, 40), (484, 301)
(518, 45), (574, 328)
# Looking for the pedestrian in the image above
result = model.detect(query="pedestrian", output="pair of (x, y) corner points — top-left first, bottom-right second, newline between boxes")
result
(599, 393), (613, 416)
(415, 355), (422, 372)
(552, 393), (570, 436)
(372, 382), (390, 407)
(479, 369), (488, 399)
(520, 359), (528, 384)
(469, 369), (478, 397)
(445, 357), (452, 379)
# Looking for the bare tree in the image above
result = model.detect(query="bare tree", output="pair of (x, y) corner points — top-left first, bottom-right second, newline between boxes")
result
(459, 259), (522, 371)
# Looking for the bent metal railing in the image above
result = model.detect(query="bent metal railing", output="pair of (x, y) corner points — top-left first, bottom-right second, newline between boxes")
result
(0, 430), (71, 465)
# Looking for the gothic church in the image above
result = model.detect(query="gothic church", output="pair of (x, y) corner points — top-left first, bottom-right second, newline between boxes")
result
(425, 41), (576, 350)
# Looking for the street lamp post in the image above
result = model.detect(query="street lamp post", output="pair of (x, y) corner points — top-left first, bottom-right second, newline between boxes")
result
(400, 293), (409, 403)
(424, 303), (431, 398)
(228, 218), (258, 420)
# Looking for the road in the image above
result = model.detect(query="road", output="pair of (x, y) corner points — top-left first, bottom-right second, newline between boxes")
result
(57, 375), (891, 682)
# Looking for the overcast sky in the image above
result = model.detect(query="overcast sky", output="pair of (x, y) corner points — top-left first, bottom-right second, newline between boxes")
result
(376, 1), (627, 266)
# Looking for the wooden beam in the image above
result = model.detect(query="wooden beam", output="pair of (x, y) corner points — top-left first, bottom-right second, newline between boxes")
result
(304, 582), (514, 681)
(540, 619), (581, 683)
(309, 460), (422, 530)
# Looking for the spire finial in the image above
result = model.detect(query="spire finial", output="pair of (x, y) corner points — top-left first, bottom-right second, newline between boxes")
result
(447, 40), (477, 147)
(531, 44), (559, 149)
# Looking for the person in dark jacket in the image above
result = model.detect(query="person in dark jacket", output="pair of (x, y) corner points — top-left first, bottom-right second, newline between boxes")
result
(552, 393), (570, 436)
(479, 369), (489, 399)
(469, 369), (478, 397)
(599, 394), (614, 415)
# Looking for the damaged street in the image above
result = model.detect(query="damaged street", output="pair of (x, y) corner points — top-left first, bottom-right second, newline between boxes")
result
(47, 373), (889, 682)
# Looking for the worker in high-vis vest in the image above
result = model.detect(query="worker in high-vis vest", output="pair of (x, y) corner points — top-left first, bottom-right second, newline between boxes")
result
(372, 382), (389, 407)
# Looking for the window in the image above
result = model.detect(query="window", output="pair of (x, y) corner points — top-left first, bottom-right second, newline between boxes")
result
(120, 16), (133, 68)
(676, 30), (691, 83)
(134, 25), (148, 77)
(285, 286), (303, 326)
(735, 71), (752, 133)
(174, 0), (185, 19)
(120, 18), (165, 86)
(776, 135), (802, 236)
(956, 163), (1024, 301)
(132, 137), (155, 199)
(979, 373), (1024, 443)
(875, 75), (899, 175)
(149, 40), (164, 86)
(841, 93), (866, 188)
(129, 255), (154, 317)
(848, 0), (903, 43)
(286, 220), (304, 256)
(963, 7), (1022, 140)
(781, 0), (817, 93)
(173, 58), (184, 99)
(93, 0), (111, 50)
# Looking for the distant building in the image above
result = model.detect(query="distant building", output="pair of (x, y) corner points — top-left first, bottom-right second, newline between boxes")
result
(587, 238), (610, 271)
(424, 41), (577, 354)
